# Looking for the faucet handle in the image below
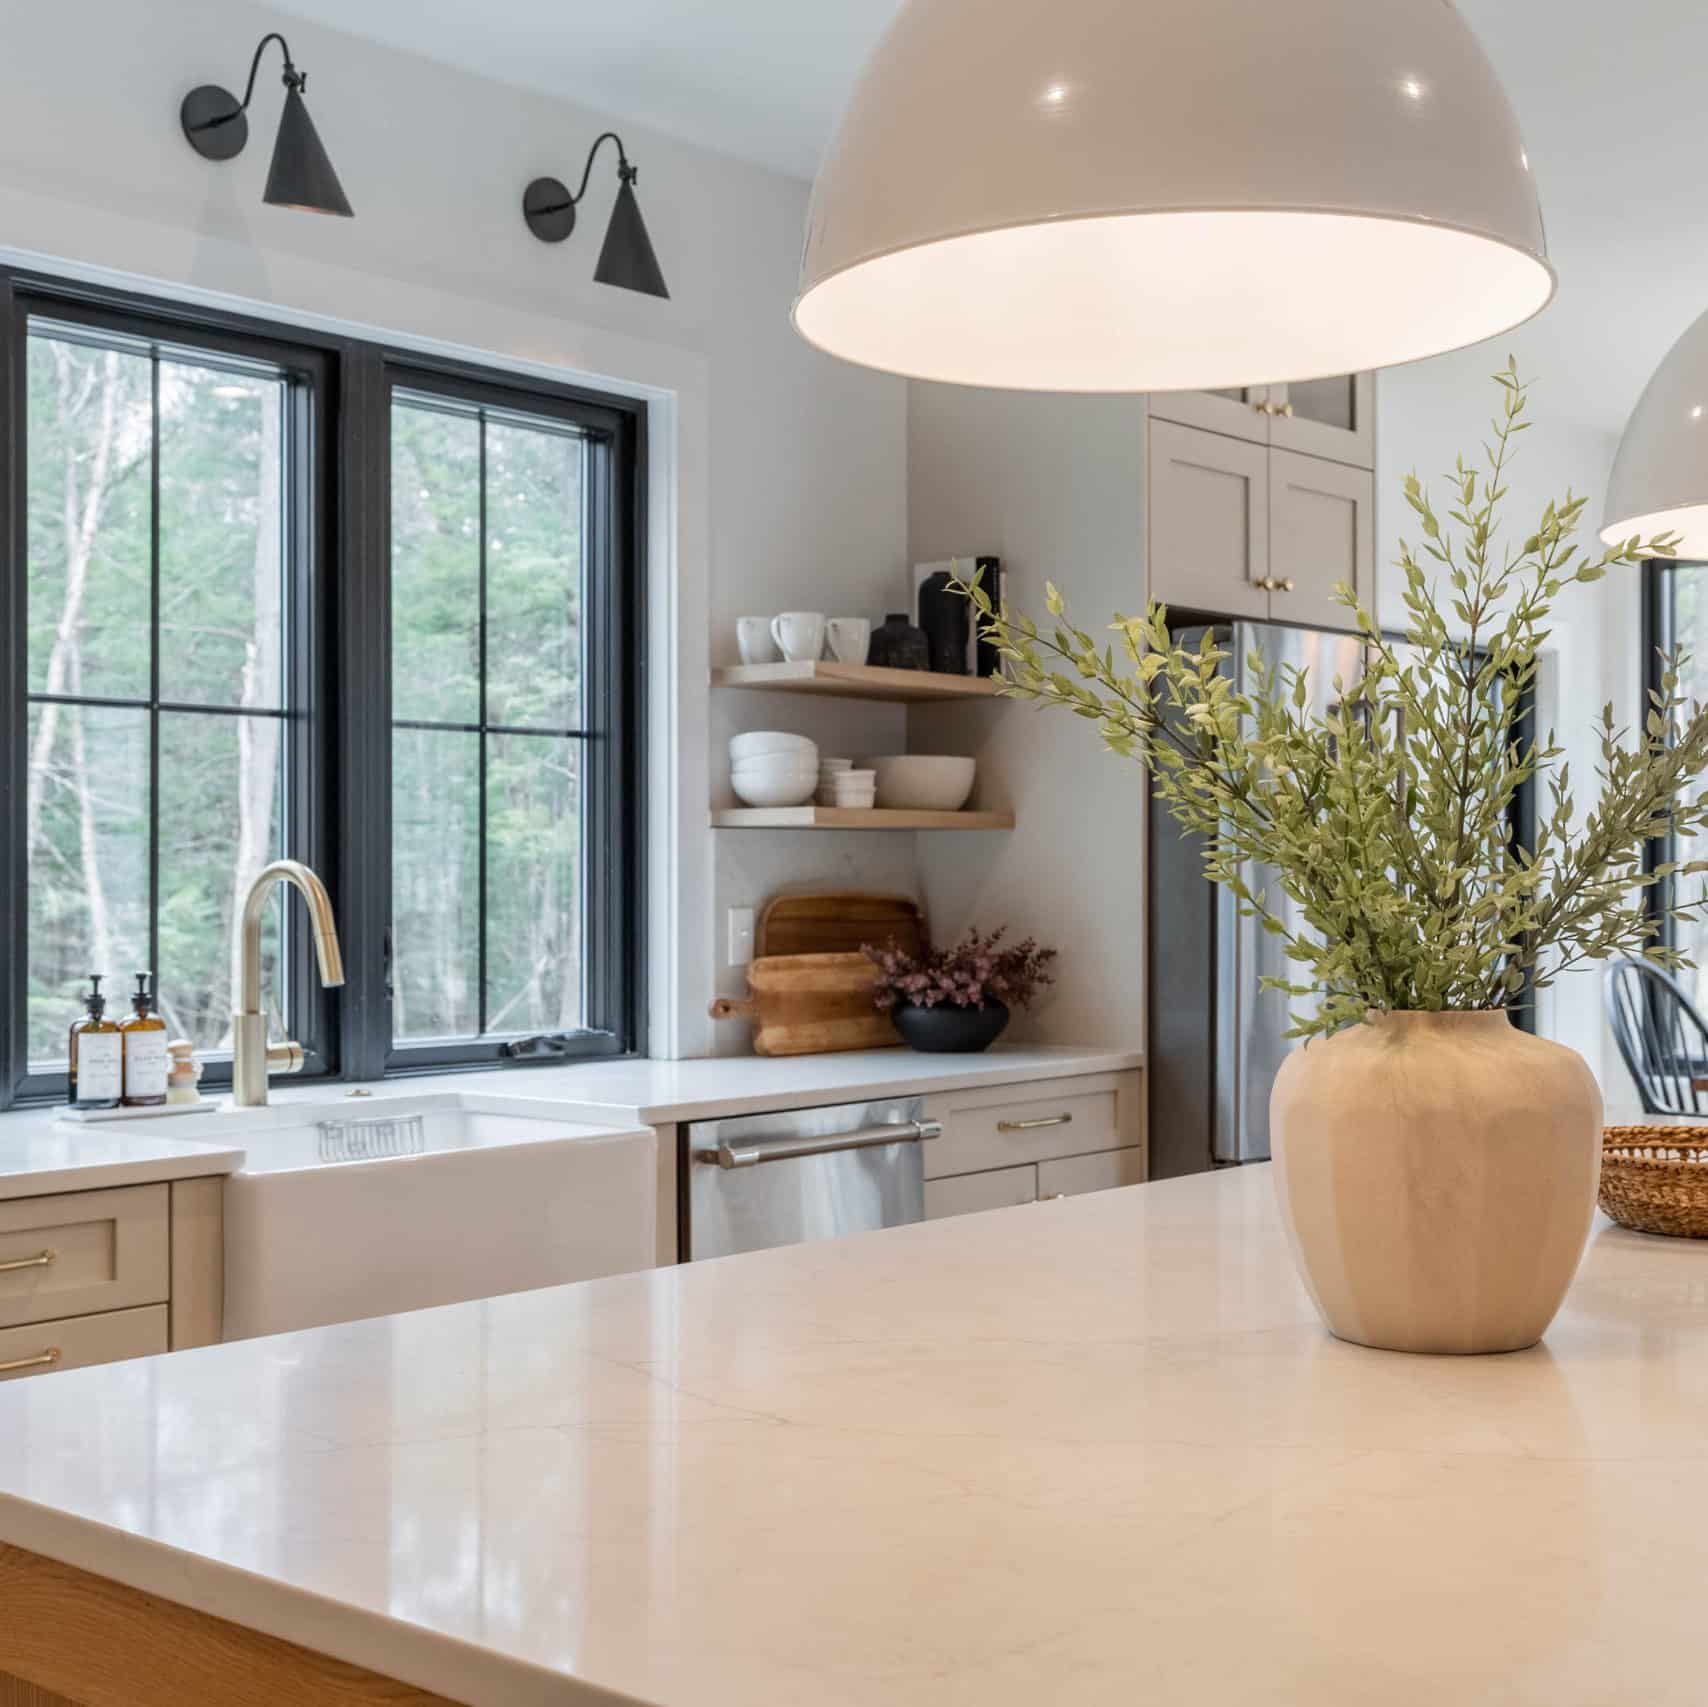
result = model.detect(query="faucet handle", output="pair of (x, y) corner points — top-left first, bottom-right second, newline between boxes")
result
(265, 1039), (306, 1076)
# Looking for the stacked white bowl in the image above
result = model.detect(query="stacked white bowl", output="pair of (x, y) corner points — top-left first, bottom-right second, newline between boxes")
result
(816, 756), (851, 804)
(820, 758), (876, 809)
(731, 731), (818, 807)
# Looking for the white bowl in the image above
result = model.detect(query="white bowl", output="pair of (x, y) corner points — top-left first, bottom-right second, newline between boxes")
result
(730, 731), (818, 762)
(732, 766), (819, 808)
(868, 755), (977, 811)
(733, 753), (817, 776)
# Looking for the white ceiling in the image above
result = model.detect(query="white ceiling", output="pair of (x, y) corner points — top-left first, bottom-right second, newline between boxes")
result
(270, 0), (1708, 433)
(270, 0), (894, 180)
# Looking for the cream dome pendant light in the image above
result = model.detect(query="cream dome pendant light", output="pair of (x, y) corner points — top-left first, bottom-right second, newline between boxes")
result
(794, 0), (1554, 392)
(1602, 310), (1708, 555)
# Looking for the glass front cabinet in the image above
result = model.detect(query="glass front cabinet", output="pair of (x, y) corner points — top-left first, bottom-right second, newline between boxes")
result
(1149, 373), (1375, 470)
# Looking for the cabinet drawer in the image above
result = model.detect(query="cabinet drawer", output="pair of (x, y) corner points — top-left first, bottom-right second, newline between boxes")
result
(925, 1082), (1120, 1179)
(0, 1304), (169, 1383)
(924, 1165), (1037, 1220)
(0, 1184), (170, 1331)
(1038, 1147), (1145, 1201)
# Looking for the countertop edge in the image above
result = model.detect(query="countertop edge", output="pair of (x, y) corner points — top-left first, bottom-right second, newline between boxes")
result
(0, 1145), (247, 1201)
(0, 1494), (643, 1707)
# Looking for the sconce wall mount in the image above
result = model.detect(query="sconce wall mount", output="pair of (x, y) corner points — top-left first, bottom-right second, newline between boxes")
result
(180, 32), (353, 218)
(524, 132), (668, 299)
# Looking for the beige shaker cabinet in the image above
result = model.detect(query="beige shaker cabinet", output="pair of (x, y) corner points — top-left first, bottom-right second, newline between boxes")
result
(1148, 420), (1374, 627)
(0, 1178), (223, 1384)
(1268, 447), (1376, 630)
(1147, 419), (1273, 620)
(1151, 372), (1375, 470)
(921, 1069), (1145, 1220)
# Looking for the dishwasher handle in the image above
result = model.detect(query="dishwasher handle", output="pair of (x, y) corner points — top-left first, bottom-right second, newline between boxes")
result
(699, 1119), (942, 1170)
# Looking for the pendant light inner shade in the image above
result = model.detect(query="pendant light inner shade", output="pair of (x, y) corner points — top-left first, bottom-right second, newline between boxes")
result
(265, 84), (353, 217)
(794, 0), (1554, 392)
(1602, 308), (1708, 555)
(595, 175), (670, 299)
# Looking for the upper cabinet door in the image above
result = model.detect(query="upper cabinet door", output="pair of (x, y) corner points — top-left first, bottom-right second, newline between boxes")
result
(1265, 372), (1376, 468)
(1267, 448), (1374, 630)
(1147, 384), (1275, 446)
(1148, 419), (1271, 619)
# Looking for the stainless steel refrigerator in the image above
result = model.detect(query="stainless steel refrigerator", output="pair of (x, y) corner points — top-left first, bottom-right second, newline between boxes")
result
(1147, 621), (1369, 1176)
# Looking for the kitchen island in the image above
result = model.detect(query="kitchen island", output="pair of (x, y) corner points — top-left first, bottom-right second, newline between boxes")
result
(0, 1165), (1701, 1706)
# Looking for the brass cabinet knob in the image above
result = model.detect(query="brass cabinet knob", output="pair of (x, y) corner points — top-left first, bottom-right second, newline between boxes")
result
(1278, 402), (1295, 417)
(1278, 577), (1296, 592)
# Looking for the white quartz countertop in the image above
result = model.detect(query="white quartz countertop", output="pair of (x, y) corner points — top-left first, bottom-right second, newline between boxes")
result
(0, 1124), (245, 1200)
(0, 1047), (1138, 1196)
(0, 1165), (1700, 1707)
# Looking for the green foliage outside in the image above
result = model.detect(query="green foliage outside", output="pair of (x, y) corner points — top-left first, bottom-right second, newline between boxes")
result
(25, 332), (587, 1068)
(964, 366), (1708, 1039)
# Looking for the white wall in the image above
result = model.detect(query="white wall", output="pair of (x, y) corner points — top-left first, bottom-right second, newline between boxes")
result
(0, 0), (908, 1058)
(1377, 324), (1639, 1098)
(907, 384), (1148, 1049)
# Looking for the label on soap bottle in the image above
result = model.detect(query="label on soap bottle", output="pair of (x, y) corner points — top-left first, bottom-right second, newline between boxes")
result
(124, 1030), (169, 1101)
(77, 1032), (122, 1104)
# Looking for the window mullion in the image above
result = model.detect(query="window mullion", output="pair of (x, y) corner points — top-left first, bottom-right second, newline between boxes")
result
(147, 352), (161, 990)
(477, 413), (489, 1039)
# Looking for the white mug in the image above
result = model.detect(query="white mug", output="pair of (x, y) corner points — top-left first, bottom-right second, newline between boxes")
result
(825, 617), (872, 665)
(770, 611), (827, 662)
(736, 616), (782, 664)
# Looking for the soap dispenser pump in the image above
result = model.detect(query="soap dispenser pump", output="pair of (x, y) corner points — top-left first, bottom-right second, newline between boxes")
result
(121, 971), (169, 1108)
(68, 974), (123, 1110)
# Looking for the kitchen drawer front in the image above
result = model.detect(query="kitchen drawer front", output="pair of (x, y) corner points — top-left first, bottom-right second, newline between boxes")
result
(924, 1075), (1125, 1179)
(925, 1164), (1038, 1220)
(0, 1304), (169, 1383)
(0, 1184), (170, 1331)
(1038, 1147), (1145, 1201)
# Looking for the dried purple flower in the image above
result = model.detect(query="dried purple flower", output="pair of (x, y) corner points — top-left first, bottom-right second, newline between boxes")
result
(860, 926), (1058, 1012)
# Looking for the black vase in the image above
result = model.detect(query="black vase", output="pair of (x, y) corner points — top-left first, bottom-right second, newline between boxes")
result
(866, 612), (931, 671)
(917, 571), (969, 674)
(891, 999), (1010, 1053)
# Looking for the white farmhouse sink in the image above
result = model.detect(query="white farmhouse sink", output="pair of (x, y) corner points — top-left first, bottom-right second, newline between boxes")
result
(118, 1092), (656, 1341)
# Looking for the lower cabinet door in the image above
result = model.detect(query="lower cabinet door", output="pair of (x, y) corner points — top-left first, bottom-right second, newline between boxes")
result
(924, 1164), (1038, 1220)
(0, 1304), (169, 1383)
(1037, 1148), (1146, 1200)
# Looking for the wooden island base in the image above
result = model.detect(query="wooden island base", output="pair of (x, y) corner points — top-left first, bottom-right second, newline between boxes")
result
(0, 1544), (465, 1707)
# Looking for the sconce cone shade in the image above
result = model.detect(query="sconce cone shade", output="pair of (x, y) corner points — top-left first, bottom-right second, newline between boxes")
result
(1603, 307), (1708, 555)
(264, 85), (353, 217)
(794, 0), (1554, 392)
(595, 178), (669, 298)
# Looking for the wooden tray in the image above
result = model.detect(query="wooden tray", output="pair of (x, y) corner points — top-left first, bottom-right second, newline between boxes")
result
(709, 952), (899, 1057)
(756, 892), (926, 960)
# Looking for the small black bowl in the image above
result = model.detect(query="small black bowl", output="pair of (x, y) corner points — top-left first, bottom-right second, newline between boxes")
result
(891, 999), (1010, 1053)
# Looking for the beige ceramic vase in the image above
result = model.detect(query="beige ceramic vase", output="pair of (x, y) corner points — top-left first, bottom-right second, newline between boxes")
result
(1270, 1011), (1602, 1355)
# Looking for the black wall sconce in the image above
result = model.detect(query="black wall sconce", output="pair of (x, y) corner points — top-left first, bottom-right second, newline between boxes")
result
(180, 33), (353, 218)
(523, 133), (669, 299)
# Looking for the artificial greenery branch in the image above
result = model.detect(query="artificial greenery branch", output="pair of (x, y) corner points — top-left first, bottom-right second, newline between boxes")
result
(958, 364), (1708, 1039)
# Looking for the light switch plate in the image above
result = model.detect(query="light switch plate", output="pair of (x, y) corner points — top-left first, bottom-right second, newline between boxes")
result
(727, 906), (755, 966)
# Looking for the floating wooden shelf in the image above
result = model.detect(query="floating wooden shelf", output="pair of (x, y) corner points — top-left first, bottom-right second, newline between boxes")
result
(711, 806), (1016, 832)
(712, 661), (1004, 703)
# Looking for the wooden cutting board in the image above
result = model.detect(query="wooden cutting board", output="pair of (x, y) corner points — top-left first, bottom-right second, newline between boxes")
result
(709, 952), (900, 1057)
(756, 892), (927, 960)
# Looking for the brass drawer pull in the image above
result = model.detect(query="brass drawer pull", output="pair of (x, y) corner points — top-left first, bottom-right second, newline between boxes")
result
(0, 1347), (61, 1375)
(0, 1249), (55, 1275)
(997, 1114), (1073, 1133)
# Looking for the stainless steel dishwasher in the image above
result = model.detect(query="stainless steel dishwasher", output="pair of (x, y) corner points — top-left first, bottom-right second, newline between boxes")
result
(685, 1096), (941, 1259)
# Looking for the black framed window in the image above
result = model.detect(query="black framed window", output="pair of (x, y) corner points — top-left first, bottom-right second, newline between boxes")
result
(1643, 560), (1708, 991)
(0, 270), (645, 1107)
(380, 368), (642, 1070)
(5, 295), (329, 1102)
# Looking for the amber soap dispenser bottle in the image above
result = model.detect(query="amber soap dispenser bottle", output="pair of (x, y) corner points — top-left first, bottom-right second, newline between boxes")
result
(68, 974), (123, 1110)
(121, 971), (169, 1108)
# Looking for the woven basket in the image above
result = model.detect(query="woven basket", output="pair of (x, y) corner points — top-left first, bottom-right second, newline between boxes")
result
(1600, 1126), (1708, 1238)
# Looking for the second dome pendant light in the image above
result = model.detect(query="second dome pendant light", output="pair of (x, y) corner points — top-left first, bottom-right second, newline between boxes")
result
(794, 0), (1553, 393)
